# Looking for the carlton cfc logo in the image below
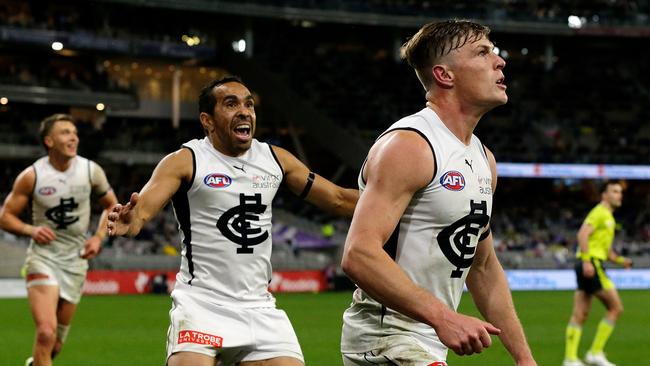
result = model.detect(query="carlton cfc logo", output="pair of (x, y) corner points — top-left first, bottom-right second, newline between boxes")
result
(440, 171), (465, 191)
(204, 173), (232, 188)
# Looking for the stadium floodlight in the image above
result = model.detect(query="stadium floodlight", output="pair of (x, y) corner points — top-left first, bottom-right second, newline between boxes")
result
(521, 48), (529, 55)
(493, 46), (500, 55)
(51, 41), (64, 51)
(96, 103), (105, 111)
(500, 50), (509, 59)
(0, 97), (8, 105)
(232, 39), (246, 53)
(567, 15), (583, 29)
(182, 35), (201, 46)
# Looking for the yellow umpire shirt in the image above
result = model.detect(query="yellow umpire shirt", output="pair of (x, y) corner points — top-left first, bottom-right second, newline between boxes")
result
(576, 203), (616, 261)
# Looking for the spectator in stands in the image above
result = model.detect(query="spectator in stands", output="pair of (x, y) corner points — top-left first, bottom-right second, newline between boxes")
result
(563, 180), (633, 366)
(340, 20), (536, 365)
(0, 113), (118, 366)
(107, 75), (358, 366)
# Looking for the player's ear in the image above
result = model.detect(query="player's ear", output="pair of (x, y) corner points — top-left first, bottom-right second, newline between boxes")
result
(199, 112), (214, 133)
(44, 135), (54, 149)
(432, 64), (453, 89)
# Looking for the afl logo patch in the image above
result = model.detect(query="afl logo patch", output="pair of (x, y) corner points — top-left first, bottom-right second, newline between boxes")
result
(440, 171), (465, 191)
(204, 174), (232, 188)
(38, 186), (57, 195)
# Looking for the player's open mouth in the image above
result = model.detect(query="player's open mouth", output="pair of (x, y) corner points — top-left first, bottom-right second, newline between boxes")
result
(233, 124), (251, 140)
(496, 77), (506, 89)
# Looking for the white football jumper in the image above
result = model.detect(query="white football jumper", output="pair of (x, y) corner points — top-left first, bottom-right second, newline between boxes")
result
(27, 155), (110, 274)
(171, 137), (284, 307)
(341, 107), (494, 358)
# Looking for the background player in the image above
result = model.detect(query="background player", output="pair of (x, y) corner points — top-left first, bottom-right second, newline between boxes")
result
(340, 20), (536, 366)
(0, 114), (117, 366)
(563, 180), (632, 366)
(107, 76), (358, 366)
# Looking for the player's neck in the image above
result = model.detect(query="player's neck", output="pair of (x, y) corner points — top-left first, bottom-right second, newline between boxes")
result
(48, 152), (74, 172)
(600, 200), (615, 212)
(426, 99), (482, 145)
(207, 134), (246, 158)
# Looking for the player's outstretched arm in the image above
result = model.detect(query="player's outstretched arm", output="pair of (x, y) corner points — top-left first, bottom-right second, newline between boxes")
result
(107, 148), (192, 237)
(341, 131), (499, 356)
(271, 145), (359, 217)
(0, 166), (56, 244)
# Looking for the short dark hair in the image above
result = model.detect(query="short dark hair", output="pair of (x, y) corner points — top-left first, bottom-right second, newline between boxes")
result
(39, 113), (76, 151)
(401, 19), (490, 90)
(198, 75), (245, 115)
(600, 180), (622, 194)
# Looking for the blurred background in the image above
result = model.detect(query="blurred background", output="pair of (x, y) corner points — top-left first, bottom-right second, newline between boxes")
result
(2, 0), (650, 280)
(1, 1), (650, 365)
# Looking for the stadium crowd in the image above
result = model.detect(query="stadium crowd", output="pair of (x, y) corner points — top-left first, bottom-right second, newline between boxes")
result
(1, 0), (650, 270)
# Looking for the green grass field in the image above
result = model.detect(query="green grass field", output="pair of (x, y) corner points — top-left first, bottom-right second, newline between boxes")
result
(1, 290), (648, 365)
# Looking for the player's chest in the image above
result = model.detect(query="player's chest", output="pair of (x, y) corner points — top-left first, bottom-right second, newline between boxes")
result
(34, 172), (90, 208)
(192, 162), (281, 208)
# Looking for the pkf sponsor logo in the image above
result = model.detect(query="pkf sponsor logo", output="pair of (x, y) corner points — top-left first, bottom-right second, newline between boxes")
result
(204, 173), (232, 188)
(38, 186), (57, 195)
(428, 362), (447, 366)
(178, 330), (223, 348)
(440, 171), (465, 191)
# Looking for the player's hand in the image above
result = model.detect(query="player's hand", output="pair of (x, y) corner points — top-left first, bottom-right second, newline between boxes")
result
(623, 258), (633, 269)
(30, 226), (56, 245)
(435, 309), (501, 356)
(107, 192), (139, 237)
(582, 261), (595, 278)
(81, 235), (102, 259)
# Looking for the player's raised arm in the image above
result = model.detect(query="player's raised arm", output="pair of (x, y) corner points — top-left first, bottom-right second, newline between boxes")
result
(271, 144), (358, 217)
(108, 148), (193, 237)
(0, 166), (57, 244)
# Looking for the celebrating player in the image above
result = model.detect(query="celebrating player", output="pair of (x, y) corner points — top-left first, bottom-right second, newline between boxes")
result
(340, 20), (536, 366)
(0, 114), (118, 366)
(107, 76), (358, 366)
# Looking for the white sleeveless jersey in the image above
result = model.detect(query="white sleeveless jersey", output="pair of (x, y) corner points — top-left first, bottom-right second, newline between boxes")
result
(28, 155), (110, 273)
(341, 107), (494, 353)
(172, 137), (284, 307)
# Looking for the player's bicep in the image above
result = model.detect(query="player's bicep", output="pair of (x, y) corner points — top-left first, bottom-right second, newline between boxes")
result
(347, 132), (433, 247)
(271, 145), (310, 195)
(137, 149), (192, 220)
(346, 182), (412, 248)
(577, 222), (594, 239)
(1, 167), (35, 217)
(90, 161), (112, 197)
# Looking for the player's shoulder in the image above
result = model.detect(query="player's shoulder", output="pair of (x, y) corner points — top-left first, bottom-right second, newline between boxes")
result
(585, 204), (609, 222)
(367, 130), (434, 189)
